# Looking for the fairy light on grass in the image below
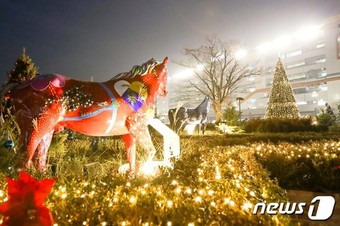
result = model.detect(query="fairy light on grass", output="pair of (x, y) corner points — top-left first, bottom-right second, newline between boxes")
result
(167, 200), (173, 207)
(171, 180), (178, 185)
(194, 196), (202, 203)
(242, 202), (253, 211)
(129, 196), (137, 205)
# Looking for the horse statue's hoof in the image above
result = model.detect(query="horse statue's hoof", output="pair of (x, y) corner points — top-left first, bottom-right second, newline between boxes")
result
(118, 163), (130, 174)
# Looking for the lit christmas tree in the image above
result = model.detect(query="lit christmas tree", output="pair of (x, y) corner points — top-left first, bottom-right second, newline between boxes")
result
(7, 48), (38, 84)
(265, 59), (300, 118)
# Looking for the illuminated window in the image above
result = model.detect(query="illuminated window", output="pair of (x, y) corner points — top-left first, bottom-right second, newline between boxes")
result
(287, 61), (305, 69)
(288, 73), (306, 81)
(316, 43), (325, 49)
(315, 58), (326, 64)
(286, 50), (302, 58)
(320, 71), (327, 77)
(293, 87), (308, 94)
(319, 85), (328, 91)
(297, 101), (307, 105)
(305, 55), (326, 65)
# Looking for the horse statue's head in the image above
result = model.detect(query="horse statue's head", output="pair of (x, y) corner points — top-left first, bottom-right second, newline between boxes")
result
(112, 57), (168, 97)
(111, 57), (168, 110)
(142, 57), (168, 98)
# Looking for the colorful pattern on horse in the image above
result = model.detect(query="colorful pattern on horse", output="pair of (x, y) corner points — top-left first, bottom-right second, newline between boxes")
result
(122, 81), (148, 112)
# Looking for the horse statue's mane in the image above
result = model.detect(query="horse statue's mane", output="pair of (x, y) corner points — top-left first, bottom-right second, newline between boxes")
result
(111, 58), (160, 80)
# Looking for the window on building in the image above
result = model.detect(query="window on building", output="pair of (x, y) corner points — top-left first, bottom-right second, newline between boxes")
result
(288, 73), (306, 81)
(320, 71), (327, 77)
(286, 50), (302, 58)
(297, 101), (307, 105)
(248, 88), (256, 92)
(287, 61), (305, 69)
(305, 55), (326, 65)
(293, 87), (308, 94)
(319, 84), (328, 91)
(306, 69), (324, 79)
(316, 43), (325, 49)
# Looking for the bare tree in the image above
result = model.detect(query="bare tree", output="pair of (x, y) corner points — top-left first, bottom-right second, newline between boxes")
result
(181, 37), (260, 121)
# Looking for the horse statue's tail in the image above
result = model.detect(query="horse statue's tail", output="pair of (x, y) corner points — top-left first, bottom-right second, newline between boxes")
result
(0, 83), (17, 97)
(0, 82), (18, 122)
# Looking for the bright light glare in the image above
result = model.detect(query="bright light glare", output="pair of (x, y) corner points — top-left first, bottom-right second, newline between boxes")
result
(235, 49), (247, 60)
(318, 99), (325, 106)
(312, 91), (318, 97)
(295, 25), (322, 42)
(256, 42), (272, 54)
(140, 161), (158, 176)
(171, 69), (194, 81)
(275, 35), (291, 49)
(196, 64), (204, 71)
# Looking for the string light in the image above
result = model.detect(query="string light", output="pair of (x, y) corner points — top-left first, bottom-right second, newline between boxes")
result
(194, 196), (202, 203)
(0, 138), (334, 225)
(129, 196), (137, 205)
(167, 200), (173, 207)
(242, 202), (253, 211)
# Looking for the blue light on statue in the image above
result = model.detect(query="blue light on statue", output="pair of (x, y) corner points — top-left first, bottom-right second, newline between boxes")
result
(4, 139), (14, 149)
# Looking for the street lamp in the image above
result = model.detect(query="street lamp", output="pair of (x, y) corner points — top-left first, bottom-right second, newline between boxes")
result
(236, 97), (244, 119)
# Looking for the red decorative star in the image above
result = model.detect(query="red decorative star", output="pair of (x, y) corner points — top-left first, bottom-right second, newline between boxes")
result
(0, 172), (56, 226)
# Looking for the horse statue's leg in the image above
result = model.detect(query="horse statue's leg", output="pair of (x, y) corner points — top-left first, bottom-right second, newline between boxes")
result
(21, 103), (63, 170)
(202, 123), (207, 135)
(33, 130), (54, 171)
(122, 133), (136, 176)
(126, 113), (156, 162)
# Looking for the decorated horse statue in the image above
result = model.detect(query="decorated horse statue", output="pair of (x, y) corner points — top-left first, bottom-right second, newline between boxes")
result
(1, 57), (168, 176)
(168, 96), (210, 134)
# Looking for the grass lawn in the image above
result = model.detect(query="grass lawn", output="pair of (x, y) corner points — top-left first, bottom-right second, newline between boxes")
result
(0, 131), (339, 225)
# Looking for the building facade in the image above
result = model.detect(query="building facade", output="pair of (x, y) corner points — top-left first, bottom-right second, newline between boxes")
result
(239, 15), (340, 119)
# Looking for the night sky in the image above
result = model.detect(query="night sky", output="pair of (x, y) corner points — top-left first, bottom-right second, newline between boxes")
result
(1, 0), (339, 84)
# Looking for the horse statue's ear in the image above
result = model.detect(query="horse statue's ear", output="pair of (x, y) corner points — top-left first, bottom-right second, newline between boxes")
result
(162, 57), (169, 66)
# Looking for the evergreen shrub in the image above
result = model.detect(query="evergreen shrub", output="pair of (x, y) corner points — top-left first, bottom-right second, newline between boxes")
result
(244, 117), (327, 133)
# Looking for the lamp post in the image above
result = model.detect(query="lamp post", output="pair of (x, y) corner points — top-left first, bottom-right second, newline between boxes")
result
(236, 97), (244, 120)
